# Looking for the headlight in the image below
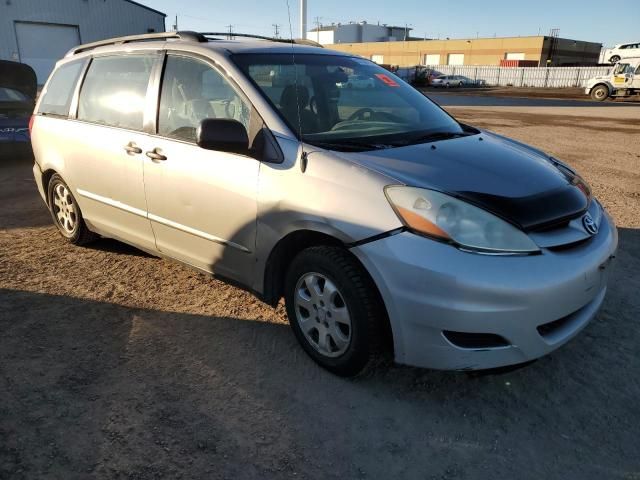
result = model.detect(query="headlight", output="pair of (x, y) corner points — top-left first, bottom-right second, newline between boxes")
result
(385, 186), (540, 254)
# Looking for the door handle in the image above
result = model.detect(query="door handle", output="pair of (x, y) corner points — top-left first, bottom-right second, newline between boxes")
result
(146, 148), (167, 161)
(124, 142), (142, 155)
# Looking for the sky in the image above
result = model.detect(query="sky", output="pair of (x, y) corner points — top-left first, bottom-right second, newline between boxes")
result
(143, 0), (638, 48)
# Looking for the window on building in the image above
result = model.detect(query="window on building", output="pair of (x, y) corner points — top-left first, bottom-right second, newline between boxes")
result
(78, 55), (155, 131)
(424, 54), (441, 65)
(447, 53), (465, 66)
(505, 52), (525, 61)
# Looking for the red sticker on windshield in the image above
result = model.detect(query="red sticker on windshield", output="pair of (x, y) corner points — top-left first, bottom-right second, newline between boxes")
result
(375, 73), (400, 87)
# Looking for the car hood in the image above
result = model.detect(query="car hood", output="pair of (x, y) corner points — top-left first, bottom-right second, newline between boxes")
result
(339, 131), (589, 231)
(0, 60), (37, 100)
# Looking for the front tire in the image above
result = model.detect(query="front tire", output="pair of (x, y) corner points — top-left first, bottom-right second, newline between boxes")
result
(284, 246), (387, 376)
(590, 84), (609, 102)
(47, 174), (97, 245)
(609, 55), (620, 64)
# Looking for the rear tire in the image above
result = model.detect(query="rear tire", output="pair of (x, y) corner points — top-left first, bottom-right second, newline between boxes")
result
(284, 246), (387, 376)
(590, 84), (609, 102)
(47, 174), (98, 245)
(609, 55), (621, 64)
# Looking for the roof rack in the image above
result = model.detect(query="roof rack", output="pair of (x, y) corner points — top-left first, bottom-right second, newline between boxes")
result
(199, 32), (323, 47)
(65, 30), (207, 57)
(65, 30), (323, 57)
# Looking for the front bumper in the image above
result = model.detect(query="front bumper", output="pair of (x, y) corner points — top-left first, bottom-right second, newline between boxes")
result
(351, 210), (618, 370)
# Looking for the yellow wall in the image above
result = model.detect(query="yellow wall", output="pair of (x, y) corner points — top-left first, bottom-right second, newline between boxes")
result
(328, 36), (547, 67)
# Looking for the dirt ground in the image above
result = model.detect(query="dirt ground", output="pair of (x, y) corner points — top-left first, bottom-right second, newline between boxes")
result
(1, 106), (640, 479)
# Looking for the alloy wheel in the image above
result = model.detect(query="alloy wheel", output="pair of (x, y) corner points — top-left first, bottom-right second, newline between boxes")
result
(52, 182), (78, 235)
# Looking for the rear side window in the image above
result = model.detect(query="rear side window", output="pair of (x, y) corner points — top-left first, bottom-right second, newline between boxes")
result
(38, 61), (84, 116)
(78, 55), (155, 131)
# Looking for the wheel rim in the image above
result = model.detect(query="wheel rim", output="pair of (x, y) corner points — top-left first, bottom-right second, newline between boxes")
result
(52, 183), (78, 235)
(294, 272), (352, 358)
(595, 88), (606, 99)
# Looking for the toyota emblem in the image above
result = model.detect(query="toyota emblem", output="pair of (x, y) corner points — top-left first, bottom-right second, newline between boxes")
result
(582, 213), (598, 235)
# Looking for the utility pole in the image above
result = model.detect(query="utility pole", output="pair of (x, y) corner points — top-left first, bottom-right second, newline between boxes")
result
(226, 24), (234, 40)
(404, 23), (412, 41)
(172, 15), (178, 31)
(272, 24), (281, 38)
(313, 16), (322, 43)
(299, 0), (307, 39)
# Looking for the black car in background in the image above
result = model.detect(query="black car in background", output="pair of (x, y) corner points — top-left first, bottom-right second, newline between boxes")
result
(0, 60), (36, 157)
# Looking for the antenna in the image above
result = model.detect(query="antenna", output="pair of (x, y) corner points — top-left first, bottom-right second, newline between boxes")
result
(286, 0), (305, 162)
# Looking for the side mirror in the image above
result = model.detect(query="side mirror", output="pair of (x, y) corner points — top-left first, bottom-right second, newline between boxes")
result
(196, 118), (249, 155)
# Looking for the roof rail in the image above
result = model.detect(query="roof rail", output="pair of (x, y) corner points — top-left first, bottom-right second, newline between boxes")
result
(199, 32), (323, 48)
(65, 30), (207, 57)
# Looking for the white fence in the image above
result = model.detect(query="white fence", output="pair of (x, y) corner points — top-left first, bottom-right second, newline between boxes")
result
(419, 65), (612, 88)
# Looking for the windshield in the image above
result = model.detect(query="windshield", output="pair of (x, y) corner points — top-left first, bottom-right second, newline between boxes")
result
(233, 53), (466, 151)
(0, 87), (28, 103)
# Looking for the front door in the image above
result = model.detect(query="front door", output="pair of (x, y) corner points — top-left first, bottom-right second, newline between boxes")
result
(143, 53), (259, 283)
(632, 64), (640, 89)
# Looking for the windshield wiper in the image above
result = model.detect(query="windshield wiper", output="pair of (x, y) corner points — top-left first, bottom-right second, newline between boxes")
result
(309, 140), (393, 152)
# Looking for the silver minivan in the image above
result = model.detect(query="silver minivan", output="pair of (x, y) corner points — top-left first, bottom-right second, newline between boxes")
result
(31, 32), (618, 376)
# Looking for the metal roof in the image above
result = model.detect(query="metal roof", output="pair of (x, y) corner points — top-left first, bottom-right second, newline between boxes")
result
(123, 0), (167, 17)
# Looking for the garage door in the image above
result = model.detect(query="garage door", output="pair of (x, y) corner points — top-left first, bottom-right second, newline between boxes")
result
(15, 22), (80, 84)
(424, 54), (441, 65)
(447, 54), (465, 66)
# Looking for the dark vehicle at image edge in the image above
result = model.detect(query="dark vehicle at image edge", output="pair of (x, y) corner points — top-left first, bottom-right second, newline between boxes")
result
(0, 60), (36, 157)
(30, 31), (618, 376)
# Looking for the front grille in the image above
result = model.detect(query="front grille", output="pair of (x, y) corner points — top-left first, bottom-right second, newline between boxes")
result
(443, 331), (510, 349)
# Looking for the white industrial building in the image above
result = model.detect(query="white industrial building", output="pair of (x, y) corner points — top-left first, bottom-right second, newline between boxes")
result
(307, 21), (413, 45)
(0, 0), (166, 83)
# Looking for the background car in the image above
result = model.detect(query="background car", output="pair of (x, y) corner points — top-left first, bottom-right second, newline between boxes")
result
(0, 60), (36, 157)
(604, 42), (640, 64)
(337, 74), (375, 89)
(430, 74), (468, 88)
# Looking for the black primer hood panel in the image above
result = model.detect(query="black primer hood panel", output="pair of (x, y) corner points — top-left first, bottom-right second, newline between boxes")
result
(343, 131), (589, 230)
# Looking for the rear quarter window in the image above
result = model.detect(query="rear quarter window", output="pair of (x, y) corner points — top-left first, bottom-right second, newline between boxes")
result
(37, 61), (84, 116)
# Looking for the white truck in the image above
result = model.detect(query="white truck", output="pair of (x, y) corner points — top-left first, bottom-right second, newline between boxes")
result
(585, 57), (640, 101)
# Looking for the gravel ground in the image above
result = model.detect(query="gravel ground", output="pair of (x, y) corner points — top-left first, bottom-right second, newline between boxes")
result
(1, 106), (639, 479)
(421, 86), (640, 102)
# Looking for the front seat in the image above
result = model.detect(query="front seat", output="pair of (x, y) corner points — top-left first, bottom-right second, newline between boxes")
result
(279, 85), (318, 134)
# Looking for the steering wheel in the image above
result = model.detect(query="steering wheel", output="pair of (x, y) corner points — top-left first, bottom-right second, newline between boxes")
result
(348, 108), (375, 121)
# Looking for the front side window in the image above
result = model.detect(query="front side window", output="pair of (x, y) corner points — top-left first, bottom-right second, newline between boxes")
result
(38, 61), (84, 116)
(78, 54), (155, 131)
(233, 53), (465, 151)
(158, 55), (250, 142)
(614, 63), (633, 75)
